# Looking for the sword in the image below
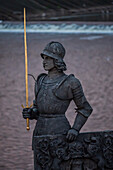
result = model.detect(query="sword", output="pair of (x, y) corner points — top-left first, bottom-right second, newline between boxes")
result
(22, 8), (32, 131)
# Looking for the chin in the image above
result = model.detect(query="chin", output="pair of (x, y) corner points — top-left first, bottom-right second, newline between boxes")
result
(43, 67), (49, 71)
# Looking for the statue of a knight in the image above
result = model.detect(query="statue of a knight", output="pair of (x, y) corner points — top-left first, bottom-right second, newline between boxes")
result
(22, 41), (93, 170)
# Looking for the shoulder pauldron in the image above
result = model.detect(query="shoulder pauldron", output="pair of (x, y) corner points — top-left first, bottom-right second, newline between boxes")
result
(53, 74), (74, 100)
(35, 73), (47, 99)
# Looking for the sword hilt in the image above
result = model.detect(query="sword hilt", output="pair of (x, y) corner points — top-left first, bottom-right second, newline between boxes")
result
(26, 118), (30, 130)
(21, 104), (33, 131)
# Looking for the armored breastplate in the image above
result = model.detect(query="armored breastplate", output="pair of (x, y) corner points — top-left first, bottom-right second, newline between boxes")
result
(36, 74), (70, 115)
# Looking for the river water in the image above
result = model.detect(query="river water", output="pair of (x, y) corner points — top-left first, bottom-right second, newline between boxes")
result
(0, 21), (113, 34)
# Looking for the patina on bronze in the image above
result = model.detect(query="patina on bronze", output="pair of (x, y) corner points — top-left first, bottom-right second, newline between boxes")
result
(22, 41), (92, 169)
(22, 42), (113, 170)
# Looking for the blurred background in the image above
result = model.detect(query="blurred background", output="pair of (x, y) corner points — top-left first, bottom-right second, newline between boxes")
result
(0, 0), (113, 21)
(0, 0), (113, 170)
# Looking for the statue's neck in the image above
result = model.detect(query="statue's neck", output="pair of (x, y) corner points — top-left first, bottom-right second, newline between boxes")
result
(48, 68), (64, 79)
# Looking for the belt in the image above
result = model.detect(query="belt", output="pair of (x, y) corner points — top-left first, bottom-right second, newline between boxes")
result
(39, 114), (65, 118)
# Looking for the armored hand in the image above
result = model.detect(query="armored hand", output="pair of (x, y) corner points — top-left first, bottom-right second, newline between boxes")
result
(66, 112), (89, 142)
(66, 128), (79, 142)
(22, 107), (38, 120)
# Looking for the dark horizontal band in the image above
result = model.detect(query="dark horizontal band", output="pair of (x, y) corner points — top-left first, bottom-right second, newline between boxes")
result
(39, 114), (65, 118)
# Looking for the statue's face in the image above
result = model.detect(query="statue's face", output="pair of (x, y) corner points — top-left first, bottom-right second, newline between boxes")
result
(43, 55), (55, 71)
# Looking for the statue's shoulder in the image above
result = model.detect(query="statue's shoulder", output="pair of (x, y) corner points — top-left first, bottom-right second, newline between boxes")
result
(66, 74), (81, 88)
(54, 74), (81, 100)
(34, 73), (47, 98)
(36, 73), (47, 84)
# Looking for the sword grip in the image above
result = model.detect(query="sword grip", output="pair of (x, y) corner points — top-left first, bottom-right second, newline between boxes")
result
(21, 104), (33, 131)
(26, 118), (30, 130)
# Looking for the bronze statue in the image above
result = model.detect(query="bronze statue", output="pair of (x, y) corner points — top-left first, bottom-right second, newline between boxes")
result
(22, 41), (93, 170)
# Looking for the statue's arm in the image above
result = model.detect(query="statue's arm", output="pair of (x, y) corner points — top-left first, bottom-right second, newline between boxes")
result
(72, 78), (93, 130)
(66, 76), (93, 141)
(22, 81), (39, 120)
(29, 73), (47, 120)
(26, 79), (39, 120)
(22, 73), (47, 120)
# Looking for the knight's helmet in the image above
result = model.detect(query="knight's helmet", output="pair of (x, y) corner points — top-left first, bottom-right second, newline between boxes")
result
(41, 41), (66, 62)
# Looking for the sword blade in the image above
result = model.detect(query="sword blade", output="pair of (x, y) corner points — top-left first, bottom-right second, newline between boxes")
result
(24, 8), (30, 130)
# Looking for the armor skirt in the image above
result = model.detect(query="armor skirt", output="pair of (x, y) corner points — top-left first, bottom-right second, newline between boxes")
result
(32, 114), (71, 150)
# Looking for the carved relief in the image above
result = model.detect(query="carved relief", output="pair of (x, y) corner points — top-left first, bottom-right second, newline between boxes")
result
(33, 131), (113, 170)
